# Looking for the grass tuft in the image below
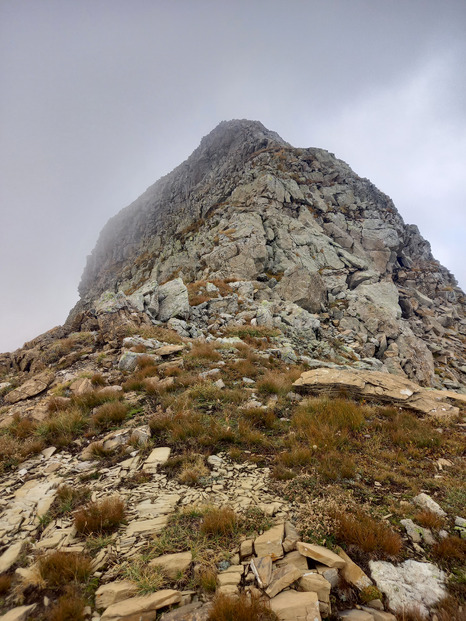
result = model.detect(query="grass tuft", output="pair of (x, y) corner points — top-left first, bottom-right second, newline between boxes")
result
(207, 593), (279, 621)
(74, 496), (126, 535)
(37, 551), (92, 587)
(335, 510), (402, 558)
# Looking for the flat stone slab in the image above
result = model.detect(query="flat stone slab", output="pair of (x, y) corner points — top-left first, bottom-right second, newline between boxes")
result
(149, 551), (192, 578)
(251, 555), (273, 588)
(270, 590), (321, 620)
(338, 611), (374, 620)
(266, 565), (303, 598)
(101, 590), (182, 621)
(126, 516), (168, 537)
(5, 371), (54, 403)
(143, 447), (171, 471)
(293, 368), (460, 418)
(154, 345), (184, 356)
(337, 547), (372, 590)
(297, 542), (346, 568)
(95, 581), (139, 610)
(254, 523), (284, 560)
(0, 541), (23, 573)
(276, 550), (309, 572)
(299, 572), (332, 603)
(0, 604), (37, 621)
(413, 493), (446, 517)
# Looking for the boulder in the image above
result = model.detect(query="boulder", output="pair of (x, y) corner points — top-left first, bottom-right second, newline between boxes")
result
(5, 370), (54, 404)
(413, 493), (446, 517)
(0, 605), (37, 621)
(369, 559), (446, 617)
(265, 564), (303, 598)
(275, 267), (327, 313)
(337, 548), (372, 590)
(293, 368), (459, 418)
(158, 278), (189, 321)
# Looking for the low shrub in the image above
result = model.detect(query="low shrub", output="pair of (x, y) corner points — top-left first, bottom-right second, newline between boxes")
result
(74, 496), (126, 535)
(432, 536), (466, 567)
(37, 551), (92, 587)
(48, 590), (87, 621)
(207, 593), (279, 621)
(200, 507), (237, 538)
(92, 401), (129, 430)
(335, 510), (402, 557)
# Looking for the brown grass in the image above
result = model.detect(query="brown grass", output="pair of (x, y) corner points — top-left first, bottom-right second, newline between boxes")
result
(8, 414), (37, 439)
(74, 496), (126, 535)
(335, 510), (402, 558)
(91, 401), (129, 430)
(292, 397), (366, 450)
(90, 372), (106, 386)
(188, 341), (222, 362)
(47, 396), (72, 413)
(317, 450), (356, 482)
(36, 407), (88, 447)
(0, 574), (12, 594)
(48, 589), (86, 621)
(413, 510), (444, 530)
(198, 566), (218, 593)
(432, 536), (466, 566)
(242, 407), (276, 430)
(200, 507), (238, 537)
(37, 551), (92, 587)
(257, 369), (301, 396)
(207, 593), (279, 621)
(51, 484), (91, 517)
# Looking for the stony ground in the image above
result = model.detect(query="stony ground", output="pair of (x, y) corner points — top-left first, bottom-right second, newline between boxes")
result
(0, 286), (465, 621)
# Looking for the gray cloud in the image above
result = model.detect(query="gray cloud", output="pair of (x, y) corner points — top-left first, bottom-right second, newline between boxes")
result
(1, 0), (465, 351)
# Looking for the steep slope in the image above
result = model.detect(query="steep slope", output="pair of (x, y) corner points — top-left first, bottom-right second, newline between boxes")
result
(70, 120), (465, 390)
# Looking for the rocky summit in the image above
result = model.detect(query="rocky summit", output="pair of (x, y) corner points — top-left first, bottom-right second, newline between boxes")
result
(0, 120), (464, 621)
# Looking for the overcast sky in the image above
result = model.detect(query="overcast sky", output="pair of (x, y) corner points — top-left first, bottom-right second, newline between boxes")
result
(1, 0), (465, 353)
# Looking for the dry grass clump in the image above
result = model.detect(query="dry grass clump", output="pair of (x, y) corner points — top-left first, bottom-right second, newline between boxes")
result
(37, 551), (92, 587)
(121, 558), (166, 594)
(51, 484), (91, 517)
(0, 574), (12, 594)
(200, 507), (238, 537)
(188, 340), (222, 362)
(90, 372), (106, 386)
(48, 590), (87, 621)
(7, 414), (37, 439)
(396, 607), (428, 621)
(197, 566), (218, 592)
(0, 433), (44, 472)
(126, 325), (183, 343)
(335, 510), (402, 558)
(292, 397), (366, 450)
(413, 510), (444, 530)
(434, 596), (466, 621)
(317, 450), (356, 482)
(207, 593), (279, 621)
(47, 396), (71, 413)
(36, 407), (87, 447)
(243, 407), (276, 430)
(256, 369), (301, 396)
(123, 470), (152, 488)
(72, 389), (122, 411)
(224, 357), (259, 380)
(74, 496), (126, 535)
(432, 536), (466, 566)
(379, 409), (442, 449)
(91, 401), (130, 430)
(179, 457), (209, 486)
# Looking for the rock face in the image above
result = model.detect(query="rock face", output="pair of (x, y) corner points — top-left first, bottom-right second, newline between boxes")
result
(64, 119), (465, 391)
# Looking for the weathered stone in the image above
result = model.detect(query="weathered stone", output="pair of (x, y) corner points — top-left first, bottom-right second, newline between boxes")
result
(298, 572), (331, 603)
(269, 590), (321, 621)
(337, 548), (372, 590)
(69, 376), (93, 394)
(158, 279), (189, 322)
(254, 524), (284, 560)
(296, 542), (345, 568)
(149, 552), (192, 579)
(361, 609), (397, 621)
(5, 371), (54, 403)
(265, 564), (303, 598)
(240, 539), (254, 559)
(126, 516), (168, 537)
(159, 602), (211, 621)
(0, 604), (37, 621)
(143, 447), (171, 472)
(95, 581), (139, 610)
(413, 493), (446, 517)
(369, 559), (446, 617)
(293, 368), (459, 418)
(250, 555), (273, 588)
(338, 611), (374, 620)
(315, 564), (339, 587)
(276, 550), (309, 572)
(101, 590), (182, 621)
(275, 267), (327, 313)
(154, 344), (184, 357)
(283, 521), (300, 552)
(0, 541), (23, 574)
